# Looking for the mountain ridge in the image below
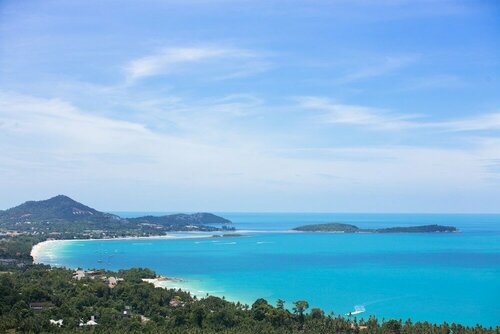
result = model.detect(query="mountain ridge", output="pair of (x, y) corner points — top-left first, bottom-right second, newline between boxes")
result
(0, 195), (121, 224)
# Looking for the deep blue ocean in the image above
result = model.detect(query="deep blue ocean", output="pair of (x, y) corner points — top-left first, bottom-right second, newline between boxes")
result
(37, 213), (500, 327)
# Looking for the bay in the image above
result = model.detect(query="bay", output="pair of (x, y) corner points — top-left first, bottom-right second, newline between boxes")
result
(36, 213), (500, 327)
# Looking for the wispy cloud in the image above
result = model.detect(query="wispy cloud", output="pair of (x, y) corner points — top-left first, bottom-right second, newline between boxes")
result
(296, 96), (421, 130)
(0, 91), (154, 153)
(124, 93), (265, 136)
(406, 74), (465, 90)
(1, 91), (499, 211)
(438, 113), (500, 132)
(124, 46), (266, 82)
(337, 55), (419, 83)
(298, 96), (500, 133)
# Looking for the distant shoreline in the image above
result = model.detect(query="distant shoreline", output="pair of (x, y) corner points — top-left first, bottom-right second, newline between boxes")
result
(30, 233), (216, 264)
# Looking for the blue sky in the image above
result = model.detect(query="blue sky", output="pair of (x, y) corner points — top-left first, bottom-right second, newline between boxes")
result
(0, 0), (499, 212)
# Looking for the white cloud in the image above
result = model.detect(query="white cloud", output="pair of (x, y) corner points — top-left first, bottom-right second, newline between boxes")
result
(0, 92), (152, 151)
(296, 96), (420, 130)
(338, 55), (419, 83)
(298, 96), (500, 133)
(0, 91), (286, 187)
(1, 91), (499, 211)
(124, 46), (264, 82)
(439, 113), (500, 132)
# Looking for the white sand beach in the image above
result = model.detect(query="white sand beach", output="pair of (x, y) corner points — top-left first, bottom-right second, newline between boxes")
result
(31, 239), (70, 264)
(31, 233), (252, 305)
(30, 233), (218, 264)
(143, 277), (242, 303)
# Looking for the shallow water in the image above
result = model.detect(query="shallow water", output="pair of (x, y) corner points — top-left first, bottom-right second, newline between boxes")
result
(37, 213), (500, 327)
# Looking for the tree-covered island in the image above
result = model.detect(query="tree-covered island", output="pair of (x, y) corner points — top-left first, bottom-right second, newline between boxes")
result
(293, 223), (457, 233)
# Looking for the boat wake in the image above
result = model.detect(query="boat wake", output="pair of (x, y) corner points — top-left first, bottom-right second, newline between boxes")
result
(346, 305), (366, 316)
(345, 295), (411, 317)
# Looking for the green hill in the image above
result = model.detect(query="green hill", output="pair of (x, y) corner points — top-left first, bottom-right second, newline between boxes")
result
(0, 195), (121, 224)
(129, 212), (231, 226)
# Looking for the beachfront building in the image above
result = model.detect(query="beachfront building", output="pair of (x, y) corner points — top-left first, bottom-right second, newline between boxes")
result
(79, 316), (98, 326)
(105, 276), (118, 288)
(49, 319), (63, 327)
(72, 269), (85, 280)
(72, 269), (104, 280)
(169, 299), (184, 307)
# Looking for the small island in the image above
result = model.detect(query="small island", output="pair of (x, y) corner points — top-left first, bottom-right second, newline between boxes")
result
(293, 223), (457, 233)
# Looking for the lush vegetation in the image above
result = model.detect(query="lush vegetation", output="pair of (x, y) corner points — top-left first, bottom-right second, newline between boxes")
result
(0, 235), (44, 266)
(129, 213), (231, 226)
(374, 224), (457, 233)
(294, 223), (360, 232)
(0, 195), (233, 239)
(293, 223), (457, 233)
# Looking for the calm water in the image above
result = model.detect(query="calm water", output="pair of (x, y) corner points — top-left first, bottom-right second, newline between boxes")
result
(38, 213), (500, 327)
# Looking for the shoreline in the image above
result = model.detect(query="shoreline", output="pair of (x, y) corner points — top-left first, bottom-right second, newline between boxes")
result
(31, 235), (254, 303)
(30, 229), (304, 264)
(31, 235), (248, 304)
(30, 233), (219, 264)
(31, 239), (70, 264)
(145, 277), (253, 306)
(143, 277), (210, 300)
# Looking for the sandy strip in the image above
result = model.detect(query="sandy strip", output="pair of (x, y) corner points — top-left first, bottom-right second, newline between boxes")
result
(30, 233), (218, 264)
(31, 234), (256, 305)
(143, 277), (249, 305)
(31, 239), (69, 264)
(142, 278), (208, 299)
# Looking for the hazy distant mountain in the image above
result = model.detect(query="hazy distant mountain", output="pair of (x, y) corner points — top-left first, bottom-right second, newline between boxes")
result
(0, 195), (121, 224)
(129, 213), (231, 226)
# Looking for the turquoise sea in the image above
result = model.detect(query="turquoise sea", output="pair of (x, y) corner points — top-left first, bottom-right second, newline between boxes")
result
(36, 213), (500, 327)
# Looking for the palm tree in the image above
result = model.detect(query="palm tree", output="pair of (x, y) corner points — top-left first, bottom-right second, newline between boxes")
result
(293, 300), (309, 329)
(276, 299), (285, 310)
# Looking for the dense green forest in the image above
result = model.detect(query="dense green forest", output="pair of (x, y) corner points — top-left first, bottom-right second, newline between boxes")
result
(0, 235), (43, 265)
